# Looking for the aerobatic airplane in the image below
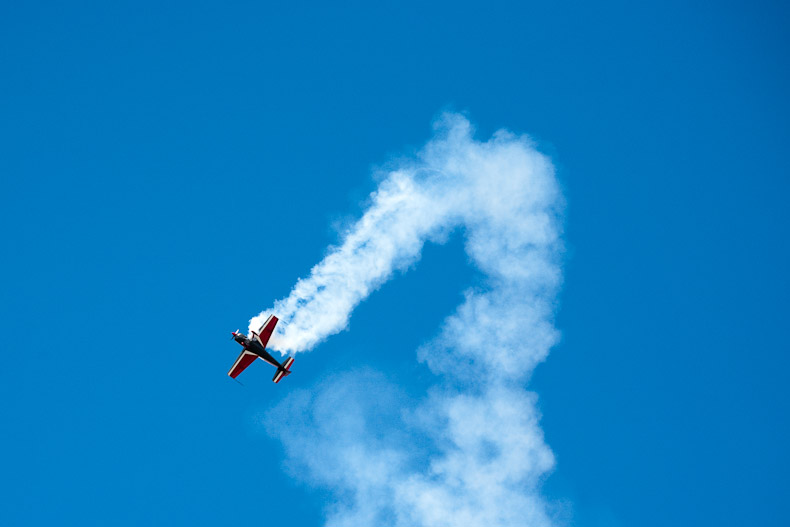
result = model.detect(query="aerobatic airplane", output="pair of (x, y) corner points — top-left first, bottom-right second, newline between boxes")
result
(228, 314), (294, 383)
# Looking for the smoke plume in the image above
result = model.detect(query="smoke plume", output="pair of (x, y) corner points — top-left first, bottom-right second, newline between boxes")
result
(255, 113), (564, 527)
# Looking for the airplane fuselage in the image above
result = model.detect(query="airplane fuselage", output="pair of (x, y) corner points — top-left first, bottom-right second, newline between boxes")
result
(240, 337), (283, 369)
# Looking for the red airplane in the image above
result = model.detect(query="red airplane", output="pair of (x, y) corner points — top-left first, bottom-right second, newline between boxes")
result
(228, 315), (294, 383)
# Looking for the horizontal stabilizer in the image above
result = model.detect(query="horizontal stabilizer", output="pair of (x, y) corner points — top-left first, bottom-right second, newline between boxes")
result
(272, 357), (294, 383)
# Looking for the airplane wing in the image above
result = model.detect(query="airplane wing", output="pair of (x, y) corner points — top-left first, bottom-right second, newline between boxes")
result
(253, 314), (279, 349)
(228, 350), (259, 379)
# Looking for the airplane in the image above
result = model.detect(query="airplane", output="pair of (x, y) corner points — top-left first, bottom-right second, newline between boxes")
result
(228, 314), (294, 383)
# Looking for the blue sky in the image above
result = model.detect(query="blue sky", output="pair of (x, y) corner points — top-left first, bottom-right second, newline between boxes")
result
(1, 1), (788, 526)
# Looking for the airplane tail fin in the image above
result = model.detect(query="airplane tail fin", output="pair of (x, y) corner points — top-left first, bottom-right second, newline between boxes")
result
(272, 357), (295, 384)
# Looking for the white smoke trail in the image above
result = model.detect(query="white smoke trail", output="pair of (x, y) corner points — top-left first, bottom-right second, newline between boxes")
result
(257, 113), (564, 527)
